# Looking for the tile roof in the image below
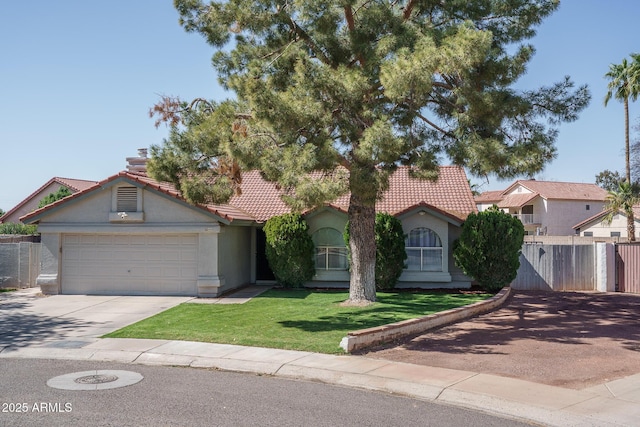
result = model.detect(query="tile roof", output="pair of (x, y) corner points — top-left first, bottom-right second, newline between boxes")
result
(573, 205), (640, 229)
(474, 190), (503, 203)
(476, 180), (608, 210)
(496, 193), (539, 208)
(22, 166), (476, 224)
(1, 177), (98, 223)
(505, 180), (608, 201)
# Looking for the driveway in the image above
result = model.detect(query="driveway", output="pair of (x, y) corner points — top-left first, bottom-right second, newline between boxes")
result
(0, 288), (191, 351)
(359, 290), (640, 390)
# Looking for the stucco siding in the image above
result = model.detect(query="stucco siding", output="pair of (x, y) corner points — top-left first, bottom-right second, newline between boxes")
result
(545, 200), (605, 235)
(41, 187), (215, 225)
(218, 225), (252, 290)
(580, 213), (638, 238)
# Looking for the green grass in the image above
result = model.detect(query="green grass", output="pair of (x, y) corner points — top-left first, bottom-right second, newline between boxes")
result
(104, 289), (491, 353)
(0, 288), (17, 293)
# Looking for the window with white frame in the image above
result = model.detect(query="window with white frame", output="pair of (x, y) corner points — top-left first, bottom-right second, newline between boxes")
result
(312, 228), (348, 270)
(405, 227), (443, 271)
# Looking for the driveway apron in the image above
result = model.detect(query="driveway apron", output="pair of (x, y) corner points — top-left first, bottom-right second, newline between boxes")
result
(0, 288), (191, 350)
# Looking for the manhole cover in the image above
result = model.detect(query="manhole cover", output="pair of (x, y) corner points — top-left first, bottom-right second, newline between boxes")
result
(75, 374), (119, 384)
(48, 370), (143, 391)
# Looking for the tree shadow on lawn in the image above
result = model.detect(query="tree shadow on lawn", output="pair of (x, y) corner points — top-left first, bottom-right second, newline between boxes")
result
(276, 292), (491, 333)
(0, 300), (98, 351)
(361, 291), (640, 356)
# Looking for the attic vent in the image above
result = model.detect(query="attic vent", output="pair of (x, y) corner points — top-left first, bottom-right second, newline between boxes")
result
(117, 187), (138, 212)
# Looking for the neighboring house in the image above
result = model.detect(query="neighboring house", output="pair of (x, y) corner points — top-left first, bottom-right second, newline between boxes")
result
(475, 180), (608, 236)
(573, 205), (640, 239)
(0, 177), (98, 224)
(21, 160), (477, 297)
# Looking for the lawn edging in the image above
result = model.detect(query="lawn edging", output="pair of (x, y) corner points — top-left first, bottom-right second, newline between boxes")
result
(340, 287), (512, 353)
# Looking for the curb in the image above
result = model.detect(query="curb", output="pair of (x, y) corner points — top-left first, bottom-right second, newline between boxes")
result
(340, 287), (512, 352)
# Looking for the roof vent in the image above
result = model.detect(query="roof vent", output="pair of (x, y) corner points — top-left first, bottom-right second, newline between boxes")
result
(126, 148), (148, 174)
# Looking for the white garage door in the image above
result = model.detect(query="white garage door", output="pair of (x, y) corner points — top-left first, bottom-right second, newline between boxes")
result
(62, 234), (198, 295)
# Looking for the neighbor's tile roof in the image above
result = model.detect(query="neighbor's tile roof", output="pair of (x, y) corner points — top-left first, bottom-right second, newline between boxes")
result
(474, 190), (503, 204)
(496, 192), (539, 208)
(573, 204), (640, 229)
(476, 180), (608, 210)
(1, 177), (98, 223)
(22, 166), (476, 224)
(505, 180), (608, 201)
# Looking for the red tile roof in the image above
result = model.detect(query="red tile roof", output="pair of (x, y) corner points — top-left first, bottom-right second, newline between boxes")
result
(474, 190), (503, 204)
(476, 180), (608, 210)
(497, 193), (539, 209)
(22, 166), (476, 224)
(504, 180), (607, 201)
(1, 177), (98, 223)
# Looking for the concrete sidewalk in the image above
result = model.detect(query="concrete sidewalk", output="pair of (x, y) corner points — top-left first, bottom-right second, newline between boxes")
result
(2, 287), (639, 426)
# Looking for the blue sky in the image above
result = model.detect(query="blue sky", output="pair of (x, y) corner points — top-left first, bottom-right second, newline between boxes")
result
(1, 1), (639, 211)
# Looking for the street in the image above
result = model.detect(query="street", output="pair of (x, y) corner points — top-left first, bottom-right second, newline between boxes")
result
(0, 358), (532, 426)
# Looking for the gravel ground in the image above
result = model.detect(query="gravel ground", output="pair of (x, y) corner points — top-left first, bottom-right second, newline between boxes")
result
(359, 290), (640, 389)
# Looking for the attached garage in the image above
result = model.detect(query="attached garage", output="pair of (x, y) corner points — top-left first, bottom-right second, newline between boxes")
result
(61, 233), (198, 295)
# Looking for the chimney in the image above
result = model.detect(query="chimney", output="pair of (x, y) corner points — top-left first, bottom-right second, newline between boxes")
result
(126, 148), (148, 174)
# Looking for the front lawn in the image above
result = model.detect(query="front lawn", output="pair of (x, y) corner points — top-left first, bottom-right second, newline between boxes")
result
(104, 289), (490, 353)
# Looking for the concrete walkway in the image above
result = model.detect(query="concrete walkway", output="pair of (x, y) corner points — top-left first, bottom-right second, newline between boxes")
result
(2, 287), (639, 426)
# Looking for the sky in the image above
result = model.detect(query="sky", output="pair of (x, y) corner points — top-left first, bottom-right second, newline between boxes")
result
(1, 0), (639, 211)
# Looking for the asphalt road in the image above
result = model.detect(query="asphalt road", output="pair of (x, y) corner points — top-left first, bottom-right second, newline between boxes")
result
(0, 359), (533, 426)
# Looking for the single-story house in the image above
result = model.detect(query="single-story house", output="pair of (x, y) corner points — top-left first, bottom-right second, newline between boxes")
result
(21, 157), (477, 297)
(573, 205), (640, 239)
(1, 177), (98, 224)
(475, 180), (607, 235)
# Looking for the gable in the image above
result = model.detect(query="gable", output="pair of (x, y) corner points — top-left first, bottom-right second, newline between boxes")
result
(22, 175), (230, 225)
(1, 178), (97, 224)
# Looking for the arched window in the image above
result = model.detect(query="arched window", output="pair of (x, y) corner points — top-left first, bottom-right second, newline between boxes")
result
(405, 228), (443, 271)
(312, 228), (347, 270)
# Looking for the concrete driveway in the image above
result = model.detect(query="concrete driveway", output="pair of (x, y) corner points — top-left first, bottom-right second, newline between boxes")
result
(0, 288), (191, 351)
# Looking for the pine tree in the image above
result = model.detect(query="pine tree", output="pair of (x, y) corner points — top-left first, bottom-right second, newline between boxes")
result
(149, 0), (590, 304)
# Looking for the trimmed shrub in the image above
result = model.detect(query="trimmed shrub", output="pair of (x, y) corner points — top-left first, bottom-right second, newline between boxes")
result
(374, 213), (407, 290)
(453, 206), (524, 292)
(263, 213), (315, 288)
(344, 212), (407, 290)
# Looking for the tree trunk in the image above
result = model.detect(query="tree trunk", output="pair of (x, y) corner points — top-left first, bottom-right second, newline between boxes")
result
(625, 98), (631, 184)
(346, 192), (377, 304)
(628, 212), (636, 242)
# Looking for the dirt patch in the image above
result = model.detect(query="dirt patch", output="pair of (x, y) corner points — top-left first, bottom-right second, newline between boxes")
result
(358, 291), (640, 389)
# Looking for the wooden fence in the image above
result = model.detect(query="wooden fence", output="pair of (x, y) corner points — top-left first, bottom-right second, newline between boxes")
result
(512, 244), (596, 291)
(616, 243), (640, 294)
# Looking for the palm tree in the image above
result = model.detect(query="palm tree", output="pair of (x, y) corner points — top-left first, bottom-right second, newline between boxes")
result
(604, 182), (639, 242)
(604, 54), (640, 184)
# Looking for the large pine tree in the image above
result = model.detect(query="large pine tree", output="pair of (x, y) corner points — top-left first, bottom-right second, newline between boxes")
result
(149, 0), (590, 304)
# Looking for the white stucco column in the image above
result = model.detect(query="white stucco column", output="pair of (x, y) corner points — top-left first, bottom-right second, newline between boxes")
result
(36, 233), (61, 294)
(197, 226), (225, 297)
(595, 242), (615, 292)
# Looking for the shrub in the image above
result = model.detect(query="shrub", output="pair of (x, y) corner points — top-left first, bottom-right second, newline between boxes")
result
(374, 213), (407, 290)
(262, 213), (315, 288)
(344, 212), (407, 290)
(0, 222), (38, 235)
(453, 206), (524, 292)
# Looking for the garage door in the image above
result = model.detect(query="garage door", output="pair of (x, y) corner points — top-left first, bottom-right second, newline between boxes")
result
(61, 234), (198, 295)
